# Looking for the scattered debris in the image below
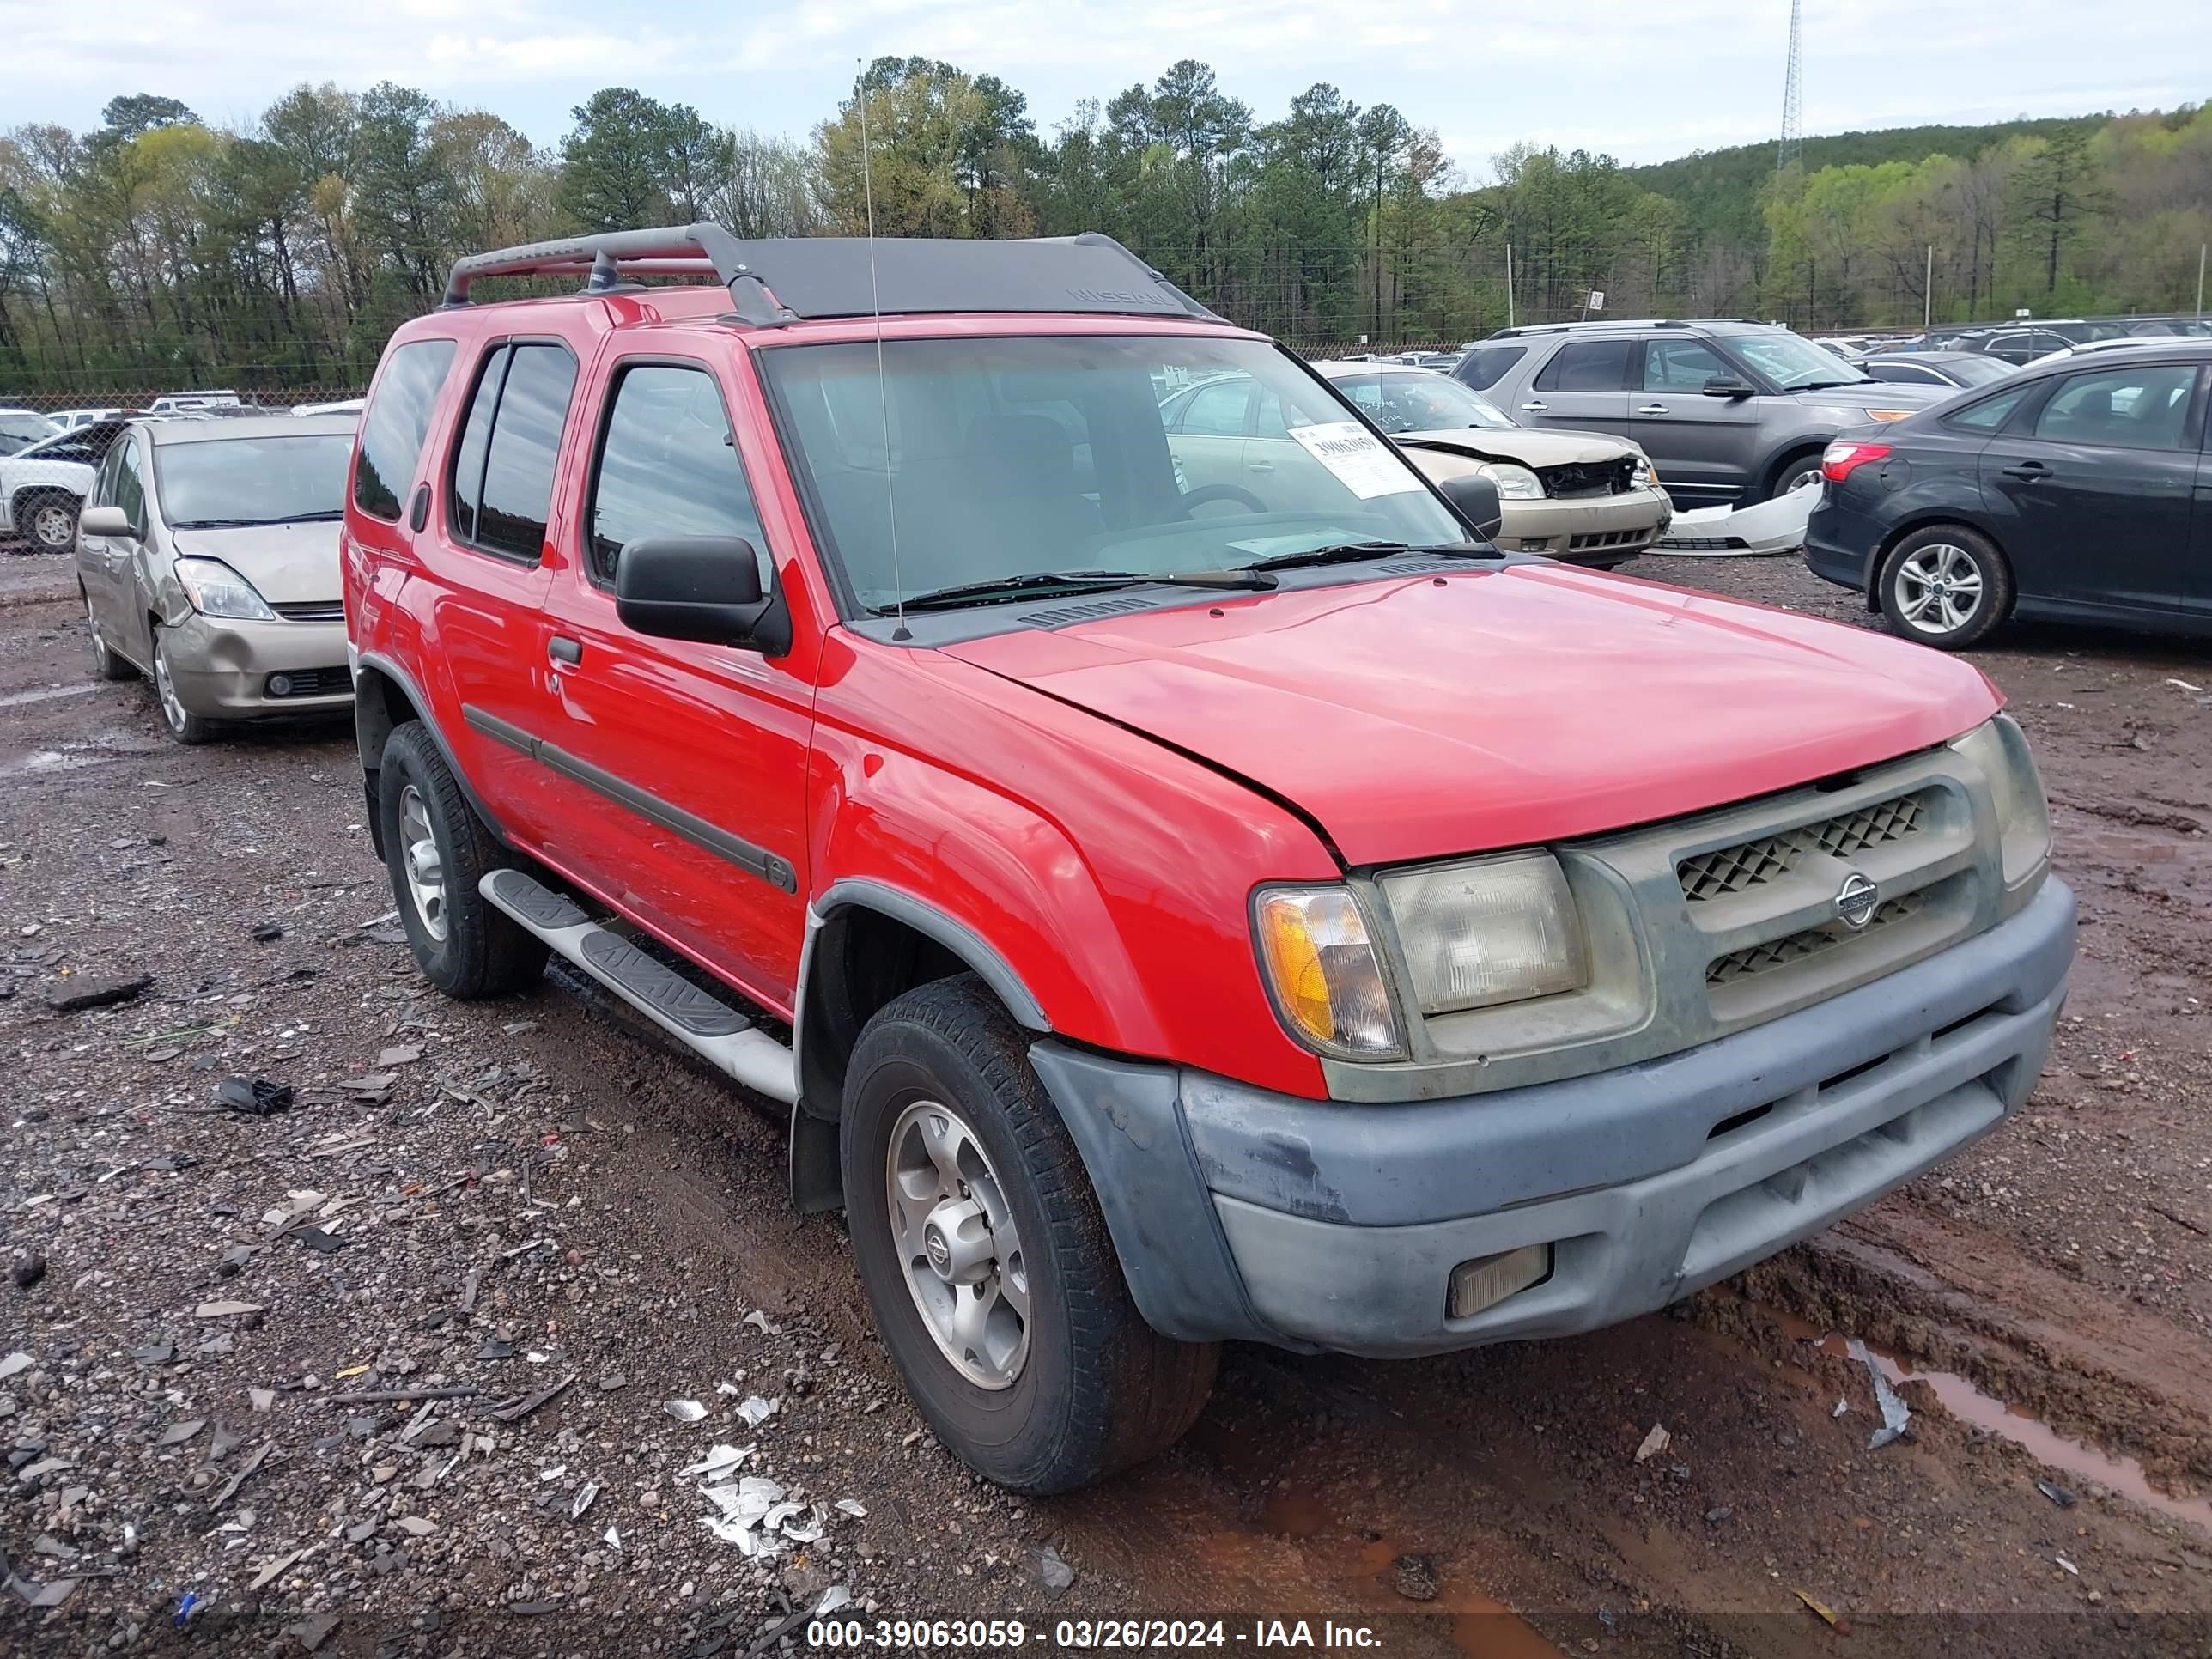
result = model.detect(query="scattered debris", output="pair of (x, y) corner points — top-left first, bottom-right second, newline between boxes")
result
(665, 1399), (708, 1424)
(1705, 1505), (1733, 1526)
(11, 1254), (46, 1291)
(0, 1352), (31, 1381)
(1846, 1338), (1912, 1449)
(328, 1384), (482, 1405)
(572, 1482), (599, 1520)
(1793, 1589), (1845, 1631)
(42, 972), (152, 1012)
(1832, 1396), (1849, 1419)
(194, 1299), (263, 1319)
(291, 1227), (346, 1254)
(155, 1419), (205, 1447)
(487, 1373), (574, 1423)
(1389, 1553), (1438, 1601)
(1037, 1544), (1077, 1595)
(2056, 1554), (2080, 1576)
(1634, 1423), (1672, 1463)
(213, 1077), (295, 1117)
(393, 1515), (437, 1536)
(249, 1547), (307, 1590)
(249, 1389), (276, 1413)
(290, 1611), (339, 1651)
(835, 1498), (867, 1518)
(2038, 1479), (2080, 1509)
(736, 1395), (779, 1428)
(743, 1310), (783, 1336)
(376, 1044), (425, 1066)
(682, 1443), (754, 1478)
(210, 1440), (273, 1510)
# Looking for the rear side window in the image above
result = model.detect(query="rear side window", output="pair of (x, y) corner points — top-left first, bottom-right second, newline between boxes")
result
(1534, 340), (1631, 392)
(586, 364), (763, 585)
(447, 342), (578, 562)
(1454, 345), (1525, 390)
(2031, 363), (2197, 451)
(355, 338), (457, 520)
(1945, 386), (2029, 432)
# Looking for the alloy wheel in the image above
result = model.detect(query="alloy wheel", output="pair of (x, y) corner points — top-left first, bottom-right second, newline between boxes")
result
(152, 640), (189, 733)
(885, 1097), (1030, 1389)
(1894, 542), (1984, 636)
(398, 784), (449, 942)
(31, 501), (75, 551)
(84, 594), (110, 672)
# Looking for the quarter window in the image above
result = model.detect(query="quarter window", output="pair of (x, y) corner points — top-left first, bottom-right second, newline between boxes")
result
(1944, 386), (2028, 432)
(1179, 378), (1250, 436)
(355, 338), (457, 520)
(587, 364), (764, 585)
(113, 440), (146, 526)
(1533, 340), (1632, 392)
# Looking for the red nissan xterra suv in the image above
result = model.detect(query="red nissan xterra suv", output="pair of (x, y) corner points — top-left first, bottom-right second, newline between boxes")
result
(343, 225), (2075, 1494)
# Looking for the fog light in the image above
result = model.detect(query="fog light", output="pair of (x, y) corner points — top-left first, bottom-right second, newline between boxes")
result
(1446, 1243), (1551, 1320)
(267, 673), (294, 697)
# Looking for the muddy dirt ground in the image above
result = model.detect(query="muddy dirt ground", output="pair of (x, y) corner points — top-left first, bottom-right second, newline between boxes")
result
(3, 548), (2209, 1659)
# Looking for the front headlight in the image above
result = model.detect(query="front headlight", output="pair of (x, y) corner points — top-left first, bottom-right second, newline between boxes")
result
(1478, 461), (1545, 500)
(1948, 715), (2051, 887)
(1631, 453), (1657, 487)
(1253, 886), (1402, 1060)
(173, 556), (276, 621)
(1380, 853), (1587, 1015)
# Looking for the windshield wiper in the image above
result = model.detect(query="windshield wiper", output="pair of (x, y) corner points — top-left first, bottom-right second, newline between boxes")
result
(1792, 378), (1875, 392)
(1237, 539), (1497, 574)
(173, 512), (340, 528)
(887, 566), (1278, 614)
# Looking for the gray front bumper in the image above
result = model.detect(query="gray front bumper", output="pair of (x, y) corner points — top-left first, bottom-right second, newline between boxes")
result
(1030, 878), (2074, 1358)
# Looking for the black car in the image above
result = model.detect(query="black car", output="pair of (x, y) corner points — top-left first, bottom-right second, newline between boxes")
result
(1806, 341), (2212, 648)
(1859, 351), (2019, 392)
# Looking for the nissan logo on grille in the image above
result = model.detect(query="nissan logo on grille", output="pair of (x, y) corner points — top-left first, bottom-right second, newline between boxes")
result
(1834, 872), (1880, 930)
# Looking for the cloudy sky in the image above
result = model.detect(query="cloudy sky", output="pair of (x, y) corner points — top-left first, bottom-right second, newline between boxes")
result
(6, 0), (2203, 174)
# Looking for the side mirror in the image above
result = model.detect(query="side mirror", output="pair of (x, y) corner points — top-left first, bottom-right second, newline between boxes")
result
(616, 536), (790, 655)
(1702, 376), (1756, 399)
(1433, 473), (1504, 541)
(79, 505), (134, 539)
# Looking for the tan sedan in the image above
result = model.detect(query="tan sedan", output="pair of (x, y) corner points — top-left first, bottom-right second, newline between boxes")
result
(1312, 362), (1673, 568)
(75, 415), (356, 743)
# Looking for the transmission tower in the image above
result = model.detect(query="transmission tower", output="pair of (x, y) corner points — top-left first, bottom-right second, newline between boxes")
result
(1777, 0), (1804, 172)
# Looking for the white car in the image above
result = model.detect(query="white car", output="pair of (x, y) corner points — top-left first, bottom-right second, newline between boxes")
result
(50, 407), (130, 429)
(1, 419), (130, 554)
(291, 398), (365, 418)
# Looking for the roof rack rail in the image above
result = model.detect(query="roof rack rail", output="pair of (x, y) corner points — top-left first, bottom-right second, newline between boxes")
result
(1490, 317), (1768, 339)
(440, 223), (1221, 327)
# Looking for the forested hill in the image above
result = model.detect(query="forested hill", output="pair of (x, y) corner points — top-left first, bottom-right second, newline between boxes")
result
(1628, 111), (2154, 245)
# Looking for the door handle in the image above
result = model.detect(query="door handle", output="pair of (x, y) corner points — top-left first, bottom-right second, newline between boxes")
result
(2000, 461), (2049, 482)
(1636, 404), (1670, 415)
(1246, 460), (1275, 474)
(1519, 401), (1548, 412)
(548, 635), (582, 666)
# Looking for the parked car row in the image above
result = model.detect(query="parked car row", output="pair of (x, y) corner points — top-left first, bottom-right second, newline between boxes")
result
(1808, 337), (2212, 647)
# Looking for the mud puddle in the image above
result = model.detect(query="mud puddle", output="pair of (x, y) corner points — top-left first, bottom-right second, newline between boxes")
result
(0, 680), (97, 708)
(1769, 1306), (2212, 1531)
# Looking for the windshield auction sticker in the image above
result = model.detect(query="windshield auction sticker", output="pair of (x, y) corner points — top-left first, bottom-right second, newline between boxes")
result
(1286, 421), (1424, 498)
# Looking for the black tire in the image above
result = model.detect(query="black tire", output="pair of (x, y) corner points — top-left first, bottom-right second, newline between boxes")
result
(842, 975), (1218, 1494)
(150, 628), (214, 744)
(1756, 447), (1826, 505)
(19, 491), (79, 556)
(376, 721), (549, 999)
(1875, 524), (2014, 651)
(83, 589), (134, 682)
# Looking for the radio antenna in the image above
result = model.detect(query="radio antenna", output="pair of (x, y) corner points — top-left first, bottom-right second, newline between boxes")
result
(855, 59), (908, 641)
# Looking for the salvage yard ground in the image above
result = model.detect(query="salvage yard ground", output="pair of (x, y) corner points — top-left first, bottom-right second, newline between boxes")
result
(2, 550), (2209, 1657)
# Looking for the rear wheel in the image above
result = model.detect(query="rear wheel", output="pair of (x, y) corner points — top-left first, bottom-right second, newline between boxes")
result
(376, 722), (549, 998)
(842, 975), (1218, 1494)
(84, 590), (134, 681)
(1876, 525), (2013, 650)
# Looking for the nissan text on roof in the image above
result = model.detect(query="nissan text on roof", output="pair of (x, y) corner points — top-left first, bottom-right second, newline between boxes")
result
(341, 224), (2075, 1493)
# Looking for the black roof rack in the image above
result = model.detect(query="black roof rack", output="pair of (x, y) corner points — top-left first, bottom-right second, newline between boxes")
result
(440, 222), (1222, 326)
(1487, 317), (1765, 339)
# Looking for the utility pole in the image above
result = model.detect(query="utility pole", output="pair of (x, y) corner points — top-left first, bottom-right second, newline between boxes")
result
(1505, 242), (1516, 329)
(1925, 245), (1934, 328)
(2198, 244), (2207, 318)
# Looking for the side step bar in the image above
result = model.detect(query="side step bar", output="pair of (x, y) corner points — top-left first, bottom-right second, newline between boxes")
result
(480, 868), (797, 1105)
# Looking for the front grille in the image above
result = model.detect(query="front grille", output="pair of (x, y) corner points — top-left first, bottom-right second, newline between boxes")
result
(273, 600), (345, 622)
(1536, 457), (1635, 498)
(1567, 528), (1644, 550)
(1705, 890), (1927, 986)
(1678, 792), (1928, 902)
(264, 666), (353, 697)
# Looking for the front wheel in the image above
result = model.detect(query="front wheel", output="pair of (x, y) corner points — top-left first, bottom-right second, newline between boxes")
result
(151, 629), (213, 744)
(842, 975), (1218, 1494)
(1876, 526), (2013, 650)
(1758, 449), (1826, 504)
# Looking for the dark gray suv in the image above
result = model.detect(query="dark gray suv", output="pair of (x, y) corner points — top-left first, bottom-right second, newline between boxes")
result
(1455, 320), (1942, 507)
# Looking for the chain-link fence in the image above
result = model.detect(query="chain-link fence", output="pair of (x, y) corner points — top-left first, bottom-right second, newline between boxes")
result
(1, 386), (368, 416)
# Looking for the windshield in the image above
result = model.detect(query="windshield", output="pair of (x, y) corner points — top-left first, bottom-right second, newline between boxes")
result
(760, 335), (1469, 614)
(1328, 371), (1516, 433)
(1728, 331), (1869, 390)
(155, 434), (354, 527)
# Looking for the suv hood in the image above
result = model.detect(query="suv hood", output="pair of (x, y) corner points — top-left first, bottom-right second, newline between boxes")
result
(1789, 381), (1942, 412)
(1398, 428), (1634, 467)
(169, 521), (341, 605)
(943, 565), (1999, 867)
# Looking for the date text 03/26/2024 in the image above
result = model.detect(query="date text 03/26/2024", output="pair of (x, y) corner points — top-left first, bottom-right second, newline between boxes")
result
(806, 1619), (1387, 1650)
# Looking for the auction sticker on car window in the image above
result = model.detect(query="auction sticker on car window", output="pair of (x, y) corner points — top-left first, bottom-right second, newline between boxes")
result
(1286, 422), (1423, 498)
